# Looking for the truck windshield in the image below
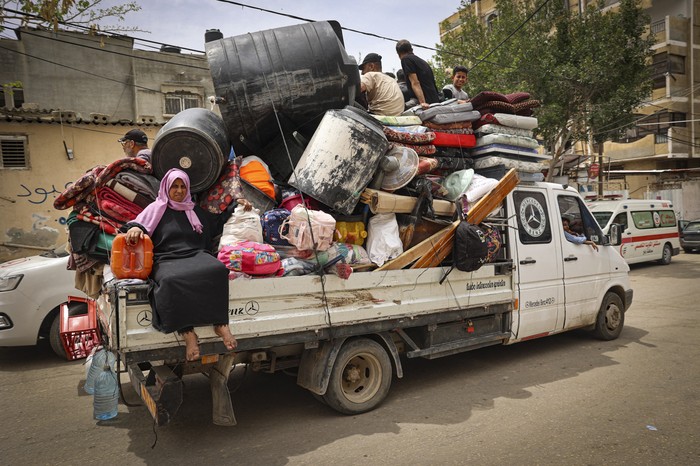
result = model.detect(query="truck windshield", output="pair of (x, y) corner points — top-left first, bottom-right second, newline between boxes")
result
(592, 211), (613, 227)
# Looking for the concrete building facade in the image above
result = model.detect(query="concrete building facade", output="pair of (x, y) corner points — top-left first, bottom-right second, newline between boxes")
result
(0, 28), (215, 261)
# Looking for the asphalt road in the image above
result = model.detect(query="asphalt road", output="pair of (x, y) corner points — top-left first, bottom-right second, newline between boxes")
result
(2, 253), (699, 465)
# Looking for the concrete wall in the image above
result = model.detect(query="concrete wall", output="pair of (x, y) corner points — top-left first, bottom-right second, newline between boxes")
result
(0, 121), (159, 262)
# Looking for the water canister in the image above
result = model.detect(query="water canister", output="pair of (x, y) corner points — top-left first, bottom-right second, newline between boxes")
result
(289, 106), (389, 215)
(205, 20), (360, 163)
(110, 233), (153, 280)
(85, 347), (116, 395)
(93, 363), (119, 420)
(151, 108), (230, 193)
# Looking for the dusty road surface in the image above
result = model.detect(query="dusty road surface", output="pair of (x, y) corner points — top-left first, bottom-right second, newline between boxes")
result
(2, 254), (699, 465)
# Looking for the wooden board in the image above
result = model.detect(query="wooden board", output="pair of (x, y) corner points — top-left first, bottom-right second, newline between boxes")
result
(410, 168), (519, 269)
(375, 223), (454, 271)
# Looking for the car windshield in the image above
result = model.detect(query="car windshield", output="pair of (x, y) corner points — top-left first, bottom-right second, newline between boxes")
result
(39, 243), (69, 258)
(684, 222), (700, 233)
(592, 211), (613, 227)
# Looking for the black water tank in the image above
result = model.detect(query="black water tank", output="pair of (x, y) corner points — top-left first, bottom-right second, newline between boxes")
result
(205, 20), (360, 161)
(151, 108), (230, 193)
(204, 29), (223, 43)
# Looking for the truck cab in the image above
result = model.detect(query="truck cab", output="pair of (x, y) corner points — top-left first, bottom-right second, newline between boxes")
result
(510, 184), (630, 341)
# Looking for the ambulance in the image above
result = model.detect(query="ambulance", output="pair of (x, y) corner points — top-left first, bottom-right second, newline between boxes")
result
(588, 199), (680, 265)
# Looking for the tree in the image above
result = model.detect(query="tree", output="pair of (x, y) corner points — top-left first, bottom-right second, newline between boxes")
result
(437, 0), (654, 180)
(0, 0), (141, 34)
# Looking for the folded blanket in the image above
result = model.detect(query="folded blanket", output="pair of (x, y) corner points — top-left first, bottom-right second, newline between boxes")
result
(113, 171), (159, 199)
(95, 157), (153, 187)
(104, 179), (154, 208)
(473, 155), (547, 173)
(423, 120), (472, 130)
(475, 123), (533, 138)
(97, 187), (143, 221)
(475, 133), (540, 149)
(428, 110), (481, 125)
(390, 142), (436, 156)
(433, 132), (476, 149)
(473, 113), (539, 130)
(491, 113), (538, 130)
(383, 126), (436, 145)
(373, 114), (422, 126)
(76, 204), (122, 235)
(416, 102), (474, 122)
(54, 165), (105, 210)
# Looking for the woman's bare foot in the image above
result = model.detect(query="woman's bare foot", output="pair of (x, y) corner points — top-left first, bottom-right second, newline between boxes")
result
(182, 330), (200, 361)
(214, 324), (238, 351)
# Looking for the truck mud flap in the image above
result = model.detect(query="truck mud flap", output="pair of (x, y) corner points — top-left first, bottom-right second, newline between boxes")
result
(128, 362), (183, 427)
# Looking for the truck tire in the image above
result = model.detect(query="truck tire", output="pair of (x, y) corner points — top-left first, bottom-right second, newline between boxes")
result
(323, 338), (392, 415)
(658, 243), (672, 265)
(593, 292), (624, 341)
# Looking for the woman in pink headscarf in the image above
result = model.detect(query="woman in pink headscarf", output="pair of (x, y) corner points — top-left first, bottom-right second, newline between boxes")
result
(124, 168), (249, 361)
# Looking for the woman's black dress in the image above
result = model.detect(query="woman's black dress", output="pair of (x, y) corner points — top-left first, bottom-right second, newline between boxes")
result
(145, 206), (228, 333)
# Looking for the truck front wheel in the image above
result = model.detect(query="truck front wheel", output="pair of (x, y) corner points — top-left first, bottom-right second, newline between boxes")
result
(323, 338), (392, 415)
(593, 292), (624, 340)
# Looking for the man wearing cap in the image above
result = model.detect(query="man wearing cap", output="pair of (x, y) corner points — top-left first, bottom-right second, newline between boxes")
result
(119, 129), (151, 162)
(359, 53), (405, 116)
(395, 39), (440, 109)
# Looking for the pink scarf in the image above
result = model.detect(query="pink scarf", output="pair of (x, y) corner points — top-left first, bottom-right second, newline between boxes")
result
(134, 168), (203, 235)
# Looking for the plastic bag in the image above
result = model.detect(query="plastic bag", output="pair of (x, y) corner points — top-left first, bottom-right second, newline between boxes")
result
(218, 205), (263, 250)
(365, 213), (403, 266)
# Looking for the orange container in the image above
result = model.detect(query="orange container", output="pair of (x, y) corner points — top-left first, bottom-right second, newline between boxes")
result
(110, 233), (154, 279)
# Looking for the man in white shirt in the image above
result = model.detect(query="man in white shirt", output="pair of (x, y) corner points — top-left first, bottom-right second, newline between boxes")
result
(359, 53), (405, 116)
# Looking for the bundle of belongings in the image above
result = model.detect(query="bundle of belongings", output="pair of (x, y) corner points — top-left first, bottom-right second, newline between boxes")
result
(54, 157), (159, 297)
(79, 89), (545, 288)
(202, 90), (545, 275)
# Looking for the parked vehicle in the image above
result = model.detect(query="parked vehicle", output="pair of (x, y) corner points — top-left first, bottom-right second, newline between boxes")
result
(99, 182), (633, 426)
(0, 244), (85, 358)
(680, 220), (700, 253)
(588, 199), (680, 265)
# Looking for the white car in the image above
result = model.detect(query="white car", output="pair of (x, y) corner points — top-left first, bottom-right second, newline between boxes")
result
(0, 244), (85, 358)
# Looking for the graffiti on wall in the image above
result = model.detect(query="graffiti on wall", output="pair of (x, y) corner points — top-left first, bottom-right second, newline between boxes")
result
(16, 182), (71, 205)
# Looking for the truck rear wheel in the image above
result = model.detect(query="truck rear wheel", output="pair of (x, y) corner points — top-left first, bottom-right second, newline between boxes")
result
(593, 292), (624, 340)
(323, 338), (392, 415)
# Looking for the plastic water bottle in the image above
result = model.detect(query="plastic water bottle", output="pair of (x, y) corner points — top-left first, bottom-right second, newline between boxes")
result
(93, 363), (119, 420)
(84, 347), (115, 395)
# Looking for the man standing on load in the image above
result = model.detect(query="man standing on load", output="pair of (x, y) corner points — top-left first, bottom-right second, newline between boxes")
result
(396, 39), (441, 109)
(359, 53), (405, 116)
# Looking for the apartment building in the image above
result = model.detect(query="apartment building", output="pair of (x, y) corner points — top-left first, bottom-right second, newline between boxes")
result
(440, 0), (700, 220)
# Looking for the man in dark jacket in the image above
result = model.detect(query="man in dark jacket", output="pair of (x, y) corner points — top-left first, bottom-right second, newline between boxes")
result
(396, 39), (440, 109)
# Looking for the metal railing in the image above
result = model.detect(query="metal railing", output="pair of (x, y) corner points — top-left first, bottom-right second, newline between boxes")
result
(651, 19), (665, 35)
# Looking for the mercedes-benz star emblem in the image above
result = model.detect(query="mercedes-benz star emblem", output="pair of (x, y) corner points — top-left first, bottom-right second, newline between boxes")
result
(245, 300), (259, 315)
(136, 310), (152, 327)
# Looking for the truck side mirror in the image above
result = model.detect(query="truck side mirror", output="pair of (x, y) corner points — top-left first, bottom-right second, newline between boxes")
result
(608, 224), (622, 246)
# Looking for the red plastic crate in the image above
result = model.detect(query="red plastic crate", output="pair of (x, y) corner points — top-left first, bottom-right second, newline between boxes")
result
(60, 296), (101, 361)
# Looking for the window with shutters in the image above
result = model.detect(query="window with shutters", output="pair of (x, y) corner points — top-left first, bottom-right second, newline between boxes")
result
(164, 92), (201, 116)
(0, 135), (29, 169)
